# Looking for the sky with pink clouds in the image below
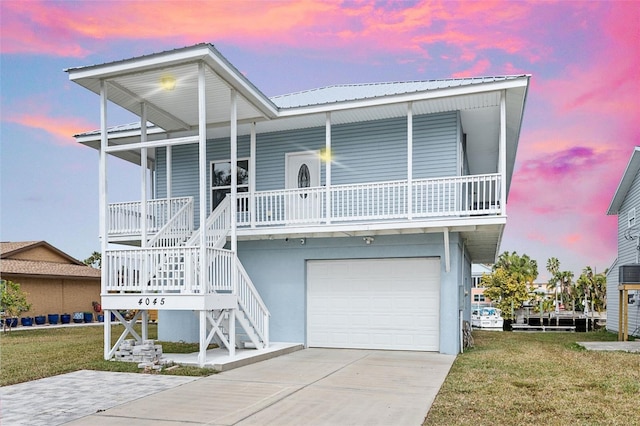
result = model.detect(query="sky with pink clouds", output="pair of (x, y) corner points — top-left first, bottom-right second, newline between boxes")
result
(1, 1), (638, 280)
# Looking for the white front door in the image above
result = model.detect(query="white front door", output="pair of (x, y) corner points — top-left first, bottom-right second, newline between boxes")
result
(285, 151), (321, 223)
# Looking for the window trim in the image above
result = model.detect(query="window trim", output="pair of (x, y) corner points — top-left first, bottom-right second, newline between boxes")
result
(628, 207), (636, 228)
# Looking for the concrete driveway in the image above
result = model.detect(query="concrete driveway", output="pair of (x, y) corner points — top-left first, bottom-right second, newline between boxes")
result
(67, 348), (455, 425)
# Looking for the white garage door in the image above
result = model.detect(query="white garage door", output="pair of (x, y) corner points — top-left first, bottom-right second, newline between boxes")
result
(307, 258), (440, 351)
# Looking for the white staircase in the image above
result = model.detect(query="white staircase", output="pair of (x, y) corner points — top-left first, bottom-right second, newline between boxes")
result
(152, 197), (269, 353)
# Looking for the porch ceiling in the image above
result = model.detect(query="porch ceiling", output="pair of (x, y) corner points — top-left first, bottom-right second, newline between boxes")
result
(461, 224), (504, 264)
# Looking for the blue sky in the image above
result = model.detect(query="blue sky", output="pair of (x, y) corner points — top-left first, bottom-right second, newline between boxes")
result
(1, 1), (639, 279)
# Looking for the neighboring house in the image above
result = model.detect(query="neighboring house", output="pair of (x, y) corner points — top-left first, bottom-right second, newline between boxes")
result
(471, 263), (492, 305)
(607, 147), (640, 338)
(0, 241), (101, 317)
(67, 43), (530, 364)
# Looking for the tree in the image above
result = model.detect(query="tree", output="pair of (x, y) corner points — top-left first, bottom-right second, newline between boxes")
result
(575, 266), (607, 313)
(1, 280), (31, 331)
(83, 251), (101, 269)
(482, 268), (532, 320)
(494, 251), (538, 285)
(482, 252), (538, 320)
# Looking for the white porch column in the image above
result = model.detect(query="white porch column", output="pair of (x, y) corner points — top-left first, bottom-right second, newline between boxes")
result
(99, 80), (110, 360)
(499, 90), (507, 215)
(166, 145), (173, 198)
(325, 112), (332, 224)
(250, 123), (256, 228)
(407, 102), (413, 220)
(198, 310), (207, 366)
(198, 62), (207, 288)
(230, 89), (238, 253)
(140, 103), (148, 248)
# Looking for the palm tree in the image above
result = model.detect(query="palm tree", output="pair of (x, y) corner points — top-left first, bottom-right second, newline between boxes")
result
(546, 257), (560, 311)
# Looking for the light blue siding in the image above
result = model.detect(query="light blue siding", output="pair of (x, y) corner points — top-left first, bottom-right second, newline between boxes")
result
(413, 112), (459, 179)
(155, 111), (461, 211)
(331, 117), (407, 184)
(236, 232), (464, 355)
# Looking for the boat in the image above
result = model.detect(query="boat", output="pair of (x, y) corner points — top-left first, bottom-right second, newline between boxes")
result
(471, 306), (504, 329)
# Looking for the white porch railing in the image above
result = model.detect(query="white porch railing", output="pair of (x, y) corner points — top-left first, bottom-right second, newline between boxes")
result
(104, 246), (201, 293)
(236, 258), (269, 345)
(108, 197), (193, 237)
(237, 173), (501, 227)
(186, 197), (230, 248)
(148, 198), (194, 247)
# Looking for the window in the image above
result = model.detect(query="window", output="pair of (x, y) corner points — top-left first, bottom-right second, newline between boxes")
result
(210, 159), (249, 211)
(628, 208), (636, 228)
(473, 294), (486, 302)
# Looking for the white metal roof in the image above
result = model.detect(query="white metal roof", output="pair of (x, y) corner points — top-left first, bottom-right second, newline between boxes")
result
(271, 76), (527, 109)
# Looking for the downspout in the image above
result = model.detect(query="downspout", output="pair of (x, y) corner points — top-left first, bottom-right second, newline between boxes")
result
(443, 227), (450, 273)
(99, 80), (110, 360)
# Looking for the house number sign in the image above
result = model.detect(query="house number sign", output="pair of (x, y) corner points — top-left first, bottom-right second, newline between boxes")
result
(138, 297), (166, 306)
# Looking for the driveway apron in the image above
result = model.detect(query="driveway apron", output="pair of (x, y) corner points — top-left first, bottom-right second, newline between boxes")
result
(59, 349), (455, 425)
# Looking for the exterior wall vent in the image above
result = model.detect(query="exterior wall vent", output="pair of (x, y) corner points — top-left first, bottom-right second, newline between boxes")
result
(619, 264), (640, 283)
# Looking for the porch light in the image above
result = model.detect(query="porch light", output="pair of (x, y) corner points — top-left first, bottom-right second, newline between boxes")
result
(160, 75), (176, 91)
(319, 148), (332, 162)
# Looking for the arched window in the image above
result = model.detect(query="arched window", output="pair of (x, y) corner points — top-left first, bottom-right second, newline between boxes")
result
(298, 164), (310, 198)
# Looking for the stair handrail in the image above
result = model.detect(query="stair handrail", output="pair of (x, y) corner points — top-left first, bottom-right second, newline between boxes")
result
(186, 196), (231, 248)
(147, 197), (194, 247)
(235, 256), (270, 345)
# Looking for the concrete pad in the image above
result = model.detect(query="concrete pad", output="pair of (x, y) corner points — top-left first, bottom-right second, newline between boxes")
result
(578, 341), (640, 352)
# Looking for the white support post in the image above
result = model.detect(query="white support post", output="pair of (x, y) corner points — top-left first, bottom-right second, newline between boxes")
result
(198, 62), (207, 284)
(407, 102), (413, 220)
(166, 145), (172, 221)
(228, 309), (236, 357)
(141, 310), (148, 341)
(198, 310), (207, 366)
(250, 123), (256, 228)
(499, 90), (507, 215)
(325, 112), (332, 224)
(99, 80), (110, 360)
(443, 227), (450, 273)
(230, 89), (238, 253)
(141, 103), (148, 249)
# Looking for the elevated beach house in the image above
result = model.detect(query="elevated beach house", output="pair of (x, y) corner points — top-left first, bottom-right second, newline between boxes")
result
(67, 44), (529, 365)
(607, 147), (640, 339)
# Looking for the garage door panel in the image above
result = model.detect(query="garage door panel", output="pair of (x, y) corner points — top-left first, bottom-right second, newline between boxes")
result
(308, 258), (440, 351)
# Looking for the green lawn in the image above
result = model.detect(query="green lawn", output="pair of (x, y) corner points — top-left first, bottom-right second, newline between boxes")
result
(424, 330), (640, 425)
(3, 325), (638, 425)
(0, 324), (215, 386)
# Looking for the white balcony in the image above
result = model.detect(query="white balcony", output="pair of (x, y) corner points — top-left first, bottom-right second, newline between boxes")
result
(107, 174), (502, 242)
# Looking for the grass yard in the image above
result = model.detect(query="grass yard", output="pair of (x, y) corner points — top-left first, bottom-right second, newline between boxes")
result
(0, 324), (216, 386)
(424, 330), (640, 425)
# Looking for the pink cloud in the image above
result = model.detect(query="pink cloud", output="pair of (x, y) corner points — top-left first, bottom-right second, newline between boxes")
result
(4, 112), (94, 147)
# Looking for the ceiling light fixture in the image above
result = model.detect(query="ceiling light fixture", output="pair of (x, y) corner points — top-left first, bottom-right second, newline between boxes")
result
(160, 75), (176, 91)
